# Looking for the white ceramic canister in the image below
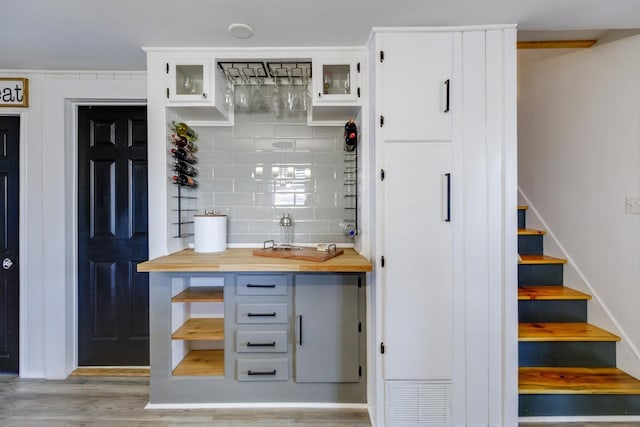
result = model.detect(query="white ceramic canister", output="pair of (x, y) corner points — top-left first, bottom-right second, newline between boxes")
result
(193, 213), (227, 253)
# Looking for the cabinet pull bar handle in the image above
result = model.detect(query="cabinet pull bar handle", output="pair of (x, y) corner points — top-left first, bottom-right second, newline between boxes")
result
(247, 341), (277, 347)
(443, 79), (450, 113)
(246, 283), (276, 288)
(247, 370), (277, 376)
(297, 315), (303, 346)
(247, 312), (277, 317)
(444, 173), (451, 222)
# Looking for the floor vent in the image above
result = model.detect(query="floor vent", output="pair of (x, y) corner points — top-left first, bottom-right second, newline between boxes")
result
(387, 381), (451, 426)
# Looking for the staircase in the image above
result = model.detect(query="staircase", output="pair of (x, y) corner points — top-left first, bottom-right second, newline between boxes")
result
(518, 205), (640, 417)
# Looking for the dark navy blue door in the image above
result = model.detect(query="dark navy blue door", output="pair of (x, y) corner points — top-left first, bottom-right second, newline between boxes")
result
(77, 106), (149, 365)
(0, 116), (20, 373)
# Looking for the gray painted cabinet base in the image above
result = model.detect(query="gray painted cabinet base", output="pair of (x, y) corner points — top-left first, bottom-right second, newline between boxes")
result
(149, 272), (366, 404)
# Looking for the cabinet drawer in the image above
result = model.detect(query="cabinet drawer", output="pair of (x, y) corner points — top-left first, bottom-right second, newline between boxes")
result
(236, 274), (288, 296)
(237, 358), (288, 381)
(237, 303), (288, 324)
(236, 330), (288, 353)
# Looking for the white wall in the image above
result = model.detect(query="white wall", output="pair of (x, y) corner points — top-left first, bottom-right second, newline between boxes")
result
(0, 70), (146, 378)
(518, 34), (640, 376)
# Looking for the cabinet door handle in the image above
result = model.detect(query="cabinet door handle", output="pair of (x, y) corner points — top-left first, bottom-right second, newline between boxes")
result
(247, 369), (277, 376)
(443, 173), (451, 222)
(296, 315), (303, 346)
(246, 283), (276, 288)
(443, 79), (450, 113)
(246, 341), (277, 347)
(247, 312), (277, 317)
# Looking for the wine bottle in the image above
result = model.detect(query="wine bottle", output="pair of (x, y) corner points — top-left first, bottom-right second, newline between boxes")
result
(171, 148), (198, 164)
(172, 174), (198, 187)
(171, 134), (195, 151)
(173, 161), (198, 177)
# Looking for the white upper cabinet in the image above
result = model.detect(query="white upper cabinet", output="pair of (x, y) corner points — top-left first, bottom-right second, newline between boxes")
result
(167, 58), (210, 103)
(377, 32), (453, 142)
(165, 55), (231, 124)
(312, 57), (361, 105)
(308, 54), (362, 125)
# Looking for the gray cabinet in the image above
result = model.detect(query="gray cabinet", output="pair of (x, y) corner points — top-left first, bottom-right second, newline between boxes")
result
(294, 274), (361, 383)
(148, 270), (366, 404)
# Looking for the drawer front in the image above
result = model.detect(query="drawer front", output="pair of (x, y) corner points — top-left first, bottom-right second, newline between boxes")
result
(237, 303), (288, 324)
(236, 330), (288, 353)
(237, 358), (289, 381)
(236, 274), (288, 296)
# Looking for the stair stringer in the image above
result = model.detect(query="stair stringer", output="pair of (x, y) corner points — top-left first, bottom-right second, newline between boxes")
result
(518, 188), (640, 380)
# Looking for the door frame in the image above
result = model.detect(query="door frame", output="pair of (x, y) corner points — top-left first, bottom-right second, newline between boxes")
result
(68, 100), (148, 370)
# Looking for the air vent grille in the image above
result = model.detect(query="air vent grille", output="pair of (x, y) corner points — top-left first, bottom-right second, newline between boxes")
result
(387, 381), (451, 426)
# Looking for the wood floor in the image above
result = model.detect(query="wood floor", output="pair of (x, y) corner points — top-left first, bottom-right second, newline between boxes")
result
(4, 374), (638, 426)
(0, 374), (370, 426)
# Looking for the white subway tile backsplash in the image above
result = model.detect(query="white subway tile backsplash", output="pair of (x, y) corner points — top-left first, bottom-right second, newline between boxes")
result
(215, 192), (254, 207)
(190, 117), (353, 244)
(294, 138), (337, 152)
(255, 138), (296, 152)
(233, 123), (275, 138)
(213, 137), (254, 152)
(274, 124), (313, 139)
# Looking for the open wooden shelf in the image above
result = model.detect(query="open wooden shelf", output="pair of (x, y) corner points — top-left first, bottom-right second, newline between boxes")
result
(172, 318), (224, 340)
(172, 349), (224, 376)
(172, 286), (223, 302)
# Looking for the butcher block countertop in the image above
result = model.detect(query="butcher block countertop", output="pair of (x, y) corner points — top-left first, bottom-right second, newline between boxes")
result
(137, 248), (372, 273)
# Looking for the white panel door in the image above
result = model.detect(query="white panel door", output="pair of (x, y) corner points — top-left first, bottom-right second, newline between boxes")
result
(381, 142), (453, 380)
(378, 32), (453, 142)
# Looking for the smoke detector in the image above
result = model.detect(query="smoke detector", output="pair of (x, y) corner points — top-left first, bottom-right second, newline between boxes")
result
(228, 23), (254, 39)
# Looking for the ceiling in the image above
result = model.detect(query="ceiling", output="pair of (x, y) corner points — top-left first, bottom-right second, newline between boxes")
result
(3, 0), (640, 71)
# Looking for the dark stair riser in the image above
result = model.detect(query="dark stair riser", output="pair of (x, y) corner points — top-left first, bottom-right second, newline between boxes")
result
(520, 394), (640, 416)
(519, 341), (617, 367)
(518, 209), (527, 229)
(518, 263), (563, 286)
(518, 234), (544, 255)
(519, 299), (587, 322)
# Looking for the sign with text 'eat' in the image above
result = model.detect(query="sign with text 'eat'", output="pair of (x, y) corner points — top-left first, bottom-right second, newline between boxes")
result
(0, 78), (28, 107)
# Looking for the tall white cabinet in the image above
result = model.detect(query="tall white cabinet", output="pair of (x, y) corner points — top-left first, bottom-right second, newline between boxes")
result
(370, 27), (518, 426)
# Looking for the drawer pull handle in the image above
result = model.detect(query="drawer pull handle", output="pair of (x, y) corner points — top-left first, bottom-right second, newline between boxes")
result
(247, 341), (277, 347)
(246, 284), (277, 288)
(247, 369), (277, 376)
(247, 312), (277, 317)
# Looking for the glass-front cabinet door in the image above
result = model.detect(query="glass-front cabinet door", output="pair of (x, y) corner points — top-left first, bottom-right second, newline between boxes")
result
(312, 58), (360, 105)
(167, 58), (212, 103)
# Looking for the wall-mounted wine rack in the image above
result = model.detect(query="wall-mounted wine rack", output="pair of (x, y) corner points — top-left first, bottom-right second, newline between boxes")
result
(169, 121), (199, 238)
(342, 120), (358, 237)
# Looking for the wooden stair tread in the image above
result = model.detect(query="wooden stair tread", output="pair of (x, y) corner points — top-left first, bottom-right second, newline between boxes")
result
(172, 350), (224, 376)
(172, 318), (224, 340)
(518, 228), (545, 235)
(519, 322), (620, 342)
(518, 205), (529, 210)
(172, 286), (223, 302)
(518, 286), (591, 301)
(519, 367), (640, 394)
(519, 254), (567, 265)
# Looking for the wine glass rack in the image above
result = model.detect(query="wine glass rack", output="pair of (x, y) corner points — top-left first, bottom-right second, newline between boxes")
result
(169, 121), (199, 238)
(217, 61), (312, 84)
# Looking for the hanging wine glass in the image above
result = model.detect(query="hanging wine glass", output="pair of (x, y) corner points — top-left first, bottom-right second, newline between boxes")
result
(284, 70), (298, 115)
(224, 72), (234, 108)
(251, 78), (268, 112)
(235, 77), (251, 112)
(272, 78), (282, 119)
